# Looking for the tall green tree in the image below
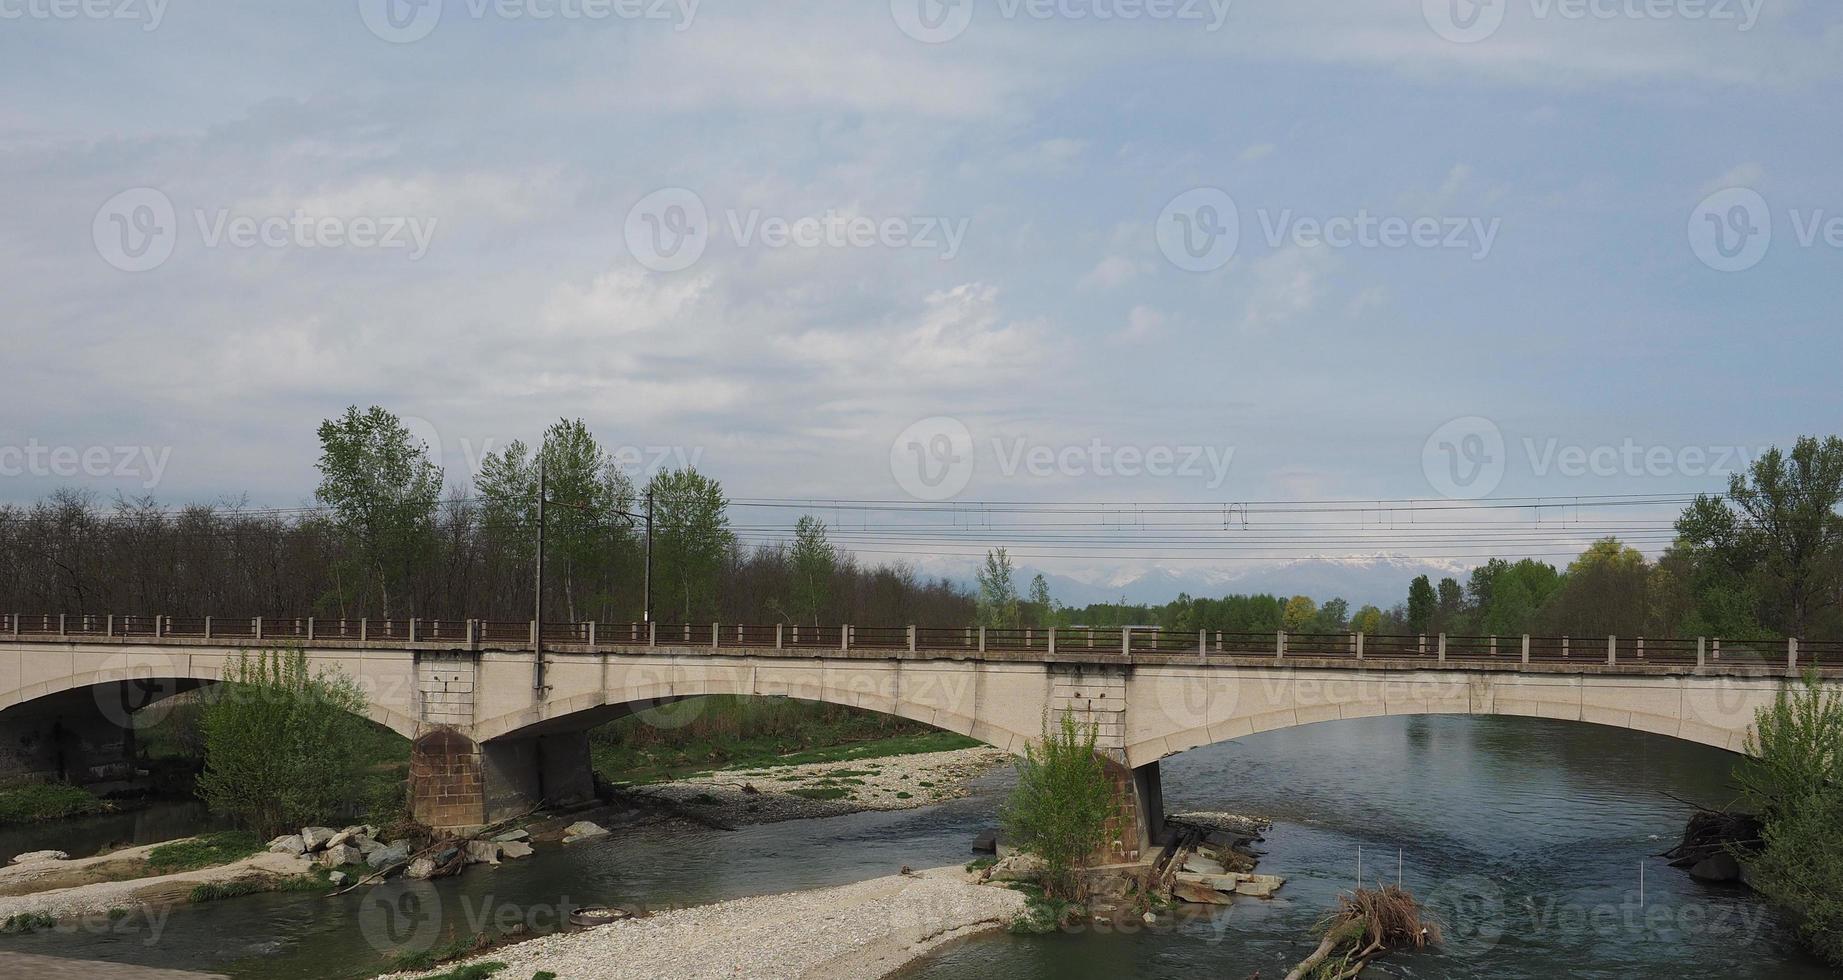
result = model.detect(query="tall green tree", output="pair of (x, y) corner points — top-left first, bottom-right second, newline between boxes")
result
(196, 648), (372, 838)
(1407, 575), (1437, 634)
(788, 516), (836, 625)
(476, 419), (637, 620)
(1282, 595), (1317, 631)
(1028, 573), (1054, 626)
(1738, 672), (1843, 964)
(314, 406), (443, 617)
(646, 467), (734, 622)
(1678, 436), (1843, 637)
(976, 548), (1020, 628)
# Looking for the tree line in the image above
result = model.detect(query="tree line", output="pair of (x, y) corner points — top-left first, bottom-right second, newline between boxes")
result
(969, 436), (1843, 642)
(0, 407), (972, 627)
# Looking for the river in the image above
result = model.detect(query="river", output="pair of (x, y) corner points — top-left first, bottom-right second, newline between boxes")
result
(0, 714), (1829, 978)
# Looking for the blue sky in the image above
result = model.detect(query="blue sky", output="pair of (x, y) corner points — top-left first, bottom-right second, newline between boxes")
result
(3, 0), (1839, 585)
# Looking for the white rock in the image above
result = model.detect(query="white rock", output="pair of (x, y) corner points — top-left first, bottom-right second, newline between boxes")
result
(406, 856), (438, 880)
(328, 871), (349, 886)
(499, 841), (534, 860)
(318, 843), (363, 868)
(465, 840), (501, 866)
(561, 821), (608, 844)
(492, 829), (530, 844)
(9, 850), (69, 865)
(300, 827), (338, 851)
(267, 835), (306, 856)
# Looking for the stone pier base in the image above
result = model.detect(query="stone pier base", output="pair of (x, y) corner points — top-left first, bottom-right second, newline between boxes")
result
(410, 726), (596, 832)
(1101, 759), (1166, 863)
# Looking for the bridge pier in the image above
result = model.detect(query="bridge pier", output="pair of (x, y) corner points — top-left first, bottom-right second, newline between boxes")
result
(409, 727), (596, 832)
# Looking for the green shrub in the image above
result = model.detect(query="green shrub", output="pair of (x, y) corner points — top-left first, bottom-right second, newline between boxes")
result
(2, 912), (58, 934)
(1000, 711), (1117, 901)
(189, 878), (266, 903)
(1739, 671), (1843, 963)
(196, 647), (372, 838)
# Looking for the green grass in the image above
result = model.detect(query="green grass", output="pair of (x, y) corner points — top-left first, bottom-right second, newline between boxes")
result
(188, 878), (267, 903)
(590, 696), (980, 785)
(0, 782), (107, 824)
(532, 973), (558, 980)
(2, 911), (58, 934)
(788, 786), (851, 801)
(147, 831), (263, 872)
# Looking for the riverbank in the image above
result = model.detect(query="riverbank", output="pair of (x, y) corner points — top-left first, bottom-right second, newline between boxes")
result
(0, 840), (316, 923)
(380, 867), (1026, 980)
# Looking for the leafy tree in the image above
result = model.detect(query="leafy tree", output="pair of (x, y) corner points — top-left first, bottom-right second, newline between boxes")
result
(1738, 671), (1843, 963)
(645, 467), (734, 622)
(1435, 577), (1465, 632)
(1001, 711), (1118, 900)
(1406, 575), (1436, 634)
(1314, 597), (1350, 633)
(788, 516), (837, 625)
(977, 548), (1020, 628)
(314, 406), (443, 618)
(1678, 436), (1843, 637)
(1351, 605), (1384, 635)
(1282, 595), (1317, 631)
(1539, 537), (1650, 637)
(476, 419), (637, 621)
(1028, 574), (1054, 626)
(196, 648), (372, 839)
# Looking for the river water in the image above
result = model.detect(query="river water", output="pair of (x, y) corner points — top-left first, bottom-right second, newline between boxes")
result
(0, 715), (1829, 978)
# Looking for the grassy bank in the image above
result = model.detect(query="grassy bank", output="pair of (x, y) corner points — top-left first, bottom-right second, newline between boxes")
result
(591, 696), (981, 784)
(0, 783), (109, 825)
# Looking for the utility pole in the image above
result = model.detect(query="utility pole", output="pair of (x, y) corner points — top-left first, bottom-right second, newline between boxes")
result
(643, 487), (654, 623)
(533, 456), (547, 696)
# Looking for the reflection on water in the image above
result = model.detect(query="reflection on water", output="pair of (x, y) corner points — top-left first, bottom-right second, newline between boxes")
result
(0, 800), (231, 866)
(0, 716), (1829, 980)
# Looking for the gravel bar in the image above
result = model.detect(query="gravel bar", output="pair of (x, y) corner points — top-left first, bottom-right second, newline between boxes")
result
(380, 867), (1025, 980)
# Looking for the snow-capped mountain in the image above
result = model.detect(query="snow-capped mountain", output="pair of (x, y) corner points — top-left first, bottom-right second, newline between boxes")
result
(1025, 555), (1475, 609)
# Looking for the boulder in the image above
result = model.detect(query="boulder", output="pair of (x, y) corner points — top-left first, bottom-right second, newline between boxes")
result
(465, 840), (501, 866)
(367, 842), (411, 870)
(1182, 854), (1227, 876)
(406, 856), (439, 880)
(972, 830), (997, 854)
(328, 871), (349, 886)
(267, 835), (307, 856)
(562, 821), (609, 844)
(9, 850), (69, 865)
(1171, 880), (1235, 905)
(300, 827), (339, 852)
(1233, 874), (1285, 899)
(318, 843), (364, 868)
(354, 836), (383, 856)
(1690, 853), (1742, 883)
(492, 829), (530, 844)
(499, 841), (535, 860)
(1175, 871), (1244, 892)
(987, 853), (1045, 883)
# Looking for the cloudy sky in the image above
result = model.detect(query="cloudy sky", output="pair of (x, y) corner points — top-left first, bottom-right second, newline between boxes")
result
(3, 0), (1839, 584)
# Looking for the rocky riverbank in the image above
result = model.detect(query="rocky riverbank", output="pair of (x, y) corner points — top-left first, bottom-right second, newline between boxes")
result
(0, 841), (314, 922)
(379, 867), (1026, 980)
(630, 745), (1011, 826)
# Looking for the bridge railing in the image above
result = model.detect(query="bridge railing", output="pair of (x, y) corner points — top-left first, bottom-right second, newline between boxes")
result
(6, 612), (1837, 672)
